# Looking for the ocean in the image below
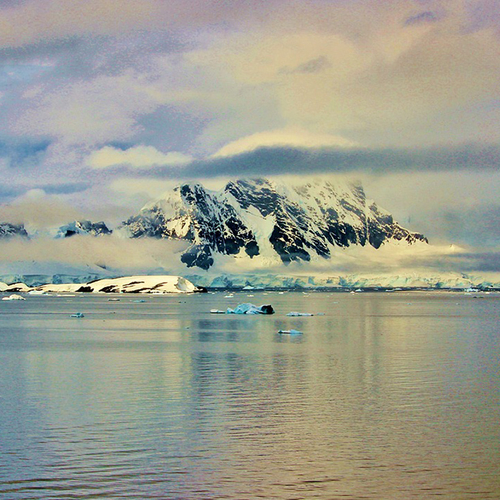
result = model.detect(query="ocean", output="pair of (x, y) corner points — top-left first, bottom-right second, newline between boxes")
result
(1, 291), (499, 499)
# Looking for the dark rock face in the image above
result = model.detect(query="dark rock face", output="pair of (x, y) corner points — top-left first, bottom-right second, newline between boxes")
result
(0, 222), (28, 238)
(120, 178), (428, 269)
(122, 183), (260, 270)
(58, 220), (112, 238)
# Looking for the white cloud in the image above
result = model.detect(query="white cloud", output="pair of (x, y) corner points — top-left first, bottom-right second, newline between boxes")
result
(87, 145), (193, 169)
(213, 127), (355, 158)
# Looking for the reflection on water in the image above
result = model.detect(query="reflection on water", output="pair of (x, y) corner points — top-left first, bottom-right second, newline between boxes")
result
(1, 292), (499, 499)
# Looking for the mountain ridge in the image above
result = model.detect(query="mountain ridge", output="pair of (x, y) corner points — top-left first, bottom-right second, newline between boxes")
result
(120, 177), (428, 269)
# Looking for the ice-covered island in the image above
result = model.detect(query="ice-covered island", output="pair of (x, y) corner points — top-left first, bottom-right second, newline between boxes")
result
(0, 275), (206, 294)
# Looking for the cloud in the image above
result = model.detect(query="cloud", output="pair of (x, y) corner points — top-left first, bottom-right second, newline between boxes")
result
(1, 219), (497, 279)
(362, 170), (500, 246)
(150, 143), (500, 180)
(87, 145), (193, 169)
(446, 250), (500, 273)
(0, 138), (51, 169)
(0, 189), (84, 228)
(185, 0), (500, 149)
(212, 128), (354, 158)
(11, 71), (165, 145)
(2, 0), (499, 162)
(0, 1), (172, 48)
(0, 0), (290, 49)
(0, 234), (189, 274)
(404, 10), (440, 26)
(279, 56), (332, 75)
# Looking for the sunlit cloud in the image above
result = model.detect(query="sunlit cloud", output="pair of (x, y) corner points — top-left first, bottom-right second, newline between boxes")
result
(212, 128), (354, 158)
(88, 145), (193, 169)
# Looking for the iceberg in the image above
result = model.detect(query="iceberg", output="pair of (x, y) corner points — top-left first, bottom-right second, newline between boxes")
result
(278, 329), (303, 335)
(286, 312), (314, 317)
(2, 294), (26, 301)
(70, 312), (84, 318)
(226, 303), (275, 315)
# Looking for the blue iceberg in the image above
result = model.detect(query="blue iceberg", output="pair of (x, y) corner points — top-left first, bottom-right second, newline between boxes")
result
(226, 303), (274, 315)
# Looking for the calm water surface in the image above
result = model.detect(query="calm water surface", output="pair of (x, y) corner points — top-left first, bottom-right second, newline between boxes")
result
(0, 291), (499, 499)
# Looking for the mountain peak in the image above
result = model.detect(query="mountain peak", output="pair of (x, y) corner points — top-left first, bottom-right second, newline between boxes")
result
(0, 222), (29, 239)
(121, 177), (427, 269)
(57, 220), (112, 238)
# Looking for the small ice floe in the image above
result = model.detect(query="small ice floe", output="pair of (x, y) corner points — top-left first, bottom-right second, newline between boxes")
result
(224, 294), (234, 298)
(210, 309), (226, 314)
(108, 298), (120, 301)
(226, 303), (274, 315)
(2, 294), (26, 301)
(278, 329), (303, 335)
(133, 299), (146, 303)
(28, 290), (45, 295)
(70, 312), (84, 318)
(286, 311), (314, 317)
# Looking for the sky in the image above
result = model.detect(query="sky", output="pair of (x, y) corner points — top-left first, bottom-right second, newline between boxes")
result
(0, 0), (500, 275)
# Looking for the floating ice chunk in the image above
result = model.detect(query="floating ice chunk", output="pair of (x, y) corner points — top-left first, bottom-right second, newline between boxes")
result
(2, 294), (26, 301)
(133, 299), (146, 303)
(70, 312), (84, 318)
(278, 329), (303, 335)
(226, 303), (274, 315)
(210, 309), (225, 314)
(28, 290), (45, 295)
(286, 311), (314, 317)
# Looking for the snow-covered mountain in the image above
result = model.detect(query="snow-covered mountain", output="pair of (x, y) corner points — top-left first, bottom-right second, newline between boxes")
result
(57, 220), (112, 238)
(120, 178), (427, 270)
(0, 222), (28, 238)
